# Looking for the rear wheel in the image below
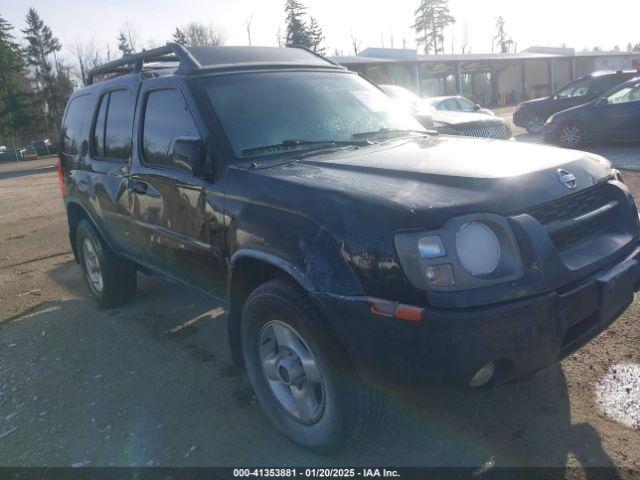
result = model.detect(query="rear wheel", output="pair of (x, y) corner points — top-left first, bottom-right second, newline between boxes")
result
(524, 114), (545, 134)
(241, 278), (382, 453)
(557, 123), (586, 149)
(76, 220), (137, 308)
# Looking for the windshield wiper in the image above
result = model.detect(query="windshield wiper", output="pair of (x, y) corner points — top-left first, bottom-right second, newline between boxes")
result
(240, 138), (373, 156)
(352, 128), (433, 140)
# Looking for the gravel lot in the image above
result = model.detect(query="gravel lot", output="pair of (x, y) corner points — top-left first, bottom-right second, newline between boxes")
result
(1, 153), (639, 470)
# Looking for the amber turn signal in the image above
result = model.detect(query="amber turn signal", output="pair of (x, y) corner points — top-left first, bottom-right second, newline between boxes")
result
(367, 297), (424, 322)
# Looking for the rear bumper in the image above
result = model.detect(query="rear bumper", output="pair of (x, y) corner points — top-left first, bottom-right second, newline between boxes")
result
(314, 245), (640, 387)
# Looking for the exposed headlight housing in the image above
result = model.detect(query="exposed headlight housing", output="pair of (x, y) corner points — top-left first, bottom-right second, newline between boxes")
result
(455, 222), (501, 276)
(394, 213), (524, 292)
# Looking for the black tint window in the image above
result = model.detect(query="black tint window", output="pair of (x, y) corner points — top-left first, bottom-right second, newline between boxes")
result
(105, 90), (134, 160)
(92, 94), (108, 158)
(61, 95), (93, 155)
(142, 89), (199, 167)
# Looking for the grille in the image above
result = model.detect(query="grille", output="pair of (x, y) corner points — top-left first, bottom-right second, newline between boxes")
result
(525, 183), (615, 251)
(457, 124), (509, 139)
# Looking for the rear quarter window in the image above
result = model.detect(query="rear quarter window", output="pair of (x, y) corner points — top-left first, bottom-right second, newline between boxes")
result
(61, 94), (93, 155)
(91, 89), (135, 161)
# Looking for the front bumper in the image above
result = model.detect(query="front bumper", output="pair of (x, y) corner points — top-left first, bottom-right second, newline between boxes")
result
(512, 108), (527, 128)
(314, 245), (640, 387)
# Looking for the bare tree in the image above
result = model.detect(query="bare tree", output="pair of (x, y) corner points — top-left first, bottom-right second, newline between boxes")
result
(350, 30), (362, 55)
(245, 14), (254, 46)
(173, 22), (226, 47)
(461, 21), (469, 54)
(276, 26), (284, 47)
(70, 40), (104, 86)
(117, 21), (139, 56)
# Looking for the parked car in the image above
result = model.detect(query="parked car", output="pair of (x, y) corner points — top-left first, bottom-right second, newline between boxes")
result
(514, 70), (639, 134)
(543, 76), (640, 148)
(379, 84), (512, 140)
(20, 145), (38, 160)
(60, 45), (640, 452)
(423, 95), (496, 116)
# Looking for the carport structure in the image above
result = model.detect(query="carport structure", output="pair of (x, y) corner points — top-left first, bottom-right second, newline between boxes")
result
(331, 47), (640, 106)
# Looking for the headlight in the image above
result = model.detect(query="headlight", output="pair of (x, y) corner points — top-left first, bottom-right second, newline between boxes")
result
(394, 213), (524, 292)
(455, 222), (501, 276)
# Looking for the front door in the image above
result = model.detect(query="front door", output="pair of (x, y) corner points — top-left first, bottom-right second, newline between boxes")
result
(598, 81), (640, 142)
(128, 77), (227, 299)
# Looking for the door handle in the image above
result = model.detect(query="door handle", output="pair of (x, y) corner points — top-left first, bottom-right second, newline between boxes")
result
(128, 179), (148, 195)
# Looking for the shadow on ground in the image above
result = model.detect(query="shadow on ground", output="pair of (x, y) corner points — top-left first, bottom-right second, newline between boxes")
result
(0, 261), (622, 471)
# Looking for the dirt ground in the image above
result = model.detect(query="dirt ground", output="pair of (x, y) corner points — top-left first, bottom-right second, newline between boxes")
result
(0, 157), (639, 471)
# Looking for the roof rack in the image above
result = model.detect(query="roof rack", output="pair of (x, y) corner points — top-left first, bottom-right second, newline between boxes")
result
(87, 43), (201, 85)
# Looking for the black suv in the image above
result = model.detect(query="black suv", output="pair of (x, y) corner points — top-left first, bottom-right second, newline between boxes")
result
(514, 70), (639, 133)
(59, 45), (640, 452)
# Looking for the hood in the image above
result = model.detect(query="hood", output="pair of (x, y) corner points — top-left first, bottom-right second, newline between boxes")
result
(425, 110), (505, 127)
(548, 101), (594, 123)
(267, 135), (612, 228)
(518, 96), (550, 108)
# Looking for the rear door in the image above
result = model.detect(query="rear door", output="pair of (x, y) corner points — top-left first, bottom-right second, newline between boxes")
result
(599, 81), (640, 141)
(86, 82), (139, 251)
(128, 77), (227, 298)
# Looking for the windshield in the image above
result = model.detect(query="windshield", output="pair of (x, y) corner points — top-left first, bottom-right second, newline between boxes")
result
(380, 85), (421, 104)
(198, 71), (426, 157)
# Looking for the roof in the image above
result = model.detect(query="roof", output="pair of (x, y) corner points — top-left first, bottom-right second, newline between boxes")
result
(87, 44), (343, 84)
(186, 45), (341, 69)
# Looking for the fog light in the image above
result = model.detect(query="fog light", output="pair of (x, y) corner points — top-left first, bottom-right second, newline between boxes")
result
(425, 264), (455, 287)
(470, 362), (495, 388)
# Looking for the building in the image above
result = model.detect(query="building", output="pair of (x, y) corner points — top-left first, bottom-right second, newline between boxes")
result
(330, 47), (640, 106)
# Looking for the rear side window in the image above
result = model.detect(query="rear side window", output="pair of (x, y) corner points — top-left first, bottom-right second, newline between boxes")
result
(142, 89), (199, 168)
(590, 76), (624, 96)
(92, 89), (134, 161)
(61, 94), (93, 155)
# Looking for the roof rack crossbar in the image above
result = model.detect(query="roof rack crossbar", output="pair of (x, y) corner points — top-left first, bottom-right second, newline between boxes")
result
(87, 43), (201, 85)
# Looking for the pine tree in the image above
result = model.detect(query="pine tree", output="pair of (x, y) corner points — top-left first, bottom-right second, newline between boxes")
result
(413, 0), (455, 54)
(493, 16), (513, 53)
(117, 32), (134, 56)
(22, 8), (65, 133)
(308, 17), (325, 54)
(0, 14), (38, 138)
(172, 27), (187, 45)
(284, 0), (311, 48)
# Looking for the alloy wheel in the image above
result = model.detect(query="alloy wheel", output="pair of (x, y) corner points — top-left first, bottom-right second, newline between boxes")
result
(82, 238), (104, 293)
(559, 125), (584, 148)
(259, 320), (325, 424)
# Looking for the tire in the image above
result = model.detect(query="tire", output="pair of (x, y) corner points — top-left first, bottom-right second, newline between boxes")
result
(241, 278), (382, 453)
(76, 219), (137, 308)
(557, 122), (586, 149)
(524, 114), (545, 134)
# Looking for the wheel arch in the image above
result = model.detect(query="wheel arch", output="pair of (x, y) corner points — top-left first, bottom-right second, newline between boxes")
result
(226, 249), (320, 368)
(65, 200), (117, 262)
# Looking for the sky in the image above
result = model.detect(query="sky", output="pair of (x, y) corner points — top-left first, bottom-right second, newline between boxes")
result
(4, 0), (640, 61)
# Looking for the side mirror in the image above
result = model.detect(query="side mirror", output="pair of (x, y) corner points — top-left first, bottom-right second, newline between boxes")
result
(474, 104), (481, 111)
(595, 97), (609, 107)
(169, 136), (213, 178)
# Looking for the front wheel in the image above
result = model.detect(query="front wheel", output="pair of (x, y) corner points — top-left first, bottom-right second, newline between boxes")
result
(241, 278), (382, 453)
(557, 123), (586, 149)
